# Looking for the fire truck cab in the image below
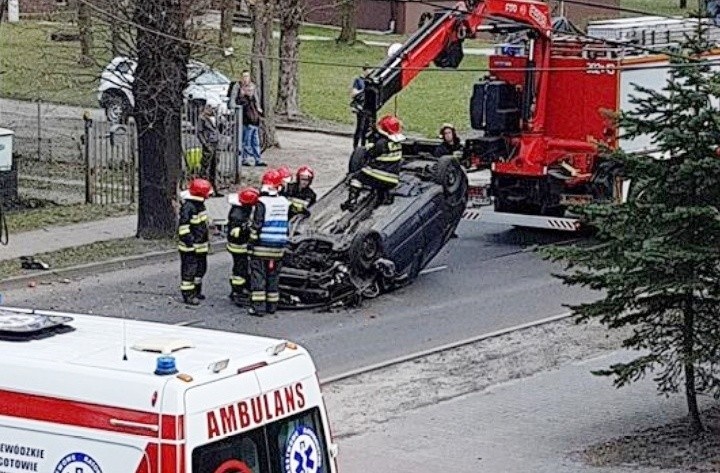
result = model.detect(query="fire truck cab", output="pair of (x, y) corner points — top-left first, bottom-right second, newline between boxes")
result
(0, 307), (338, 473)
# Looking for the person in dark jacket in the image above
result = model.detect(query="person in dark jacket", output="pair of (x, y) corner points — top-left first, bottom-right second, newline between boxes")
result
(342, 114), (406, 210)
(236, 71), (266, 167)
(247, 169), (290, 316)
(226, 187), (259, 306)
(433, 123), (463, 157)
(177, 178), (213, 305)
(197, 105), (221, 195)
(285, 165), (317, 217)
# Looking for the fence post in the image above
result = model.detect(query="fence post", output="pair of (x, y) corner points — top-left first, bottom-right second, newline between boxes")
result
(36, 100), (42, 161)
(234, 106), (243, 184)
(83, 112), (93, 204)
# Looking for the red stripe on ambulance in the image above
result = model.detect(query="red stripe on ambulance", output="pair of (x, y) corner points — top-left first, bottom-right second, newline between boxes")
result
(206, 382), (305, 439)
(0, 389), (183, 440)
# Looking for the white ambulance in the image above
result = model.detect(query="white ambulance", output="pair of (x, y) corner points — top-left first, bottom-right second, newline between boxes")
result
(0, 307), (338, 473)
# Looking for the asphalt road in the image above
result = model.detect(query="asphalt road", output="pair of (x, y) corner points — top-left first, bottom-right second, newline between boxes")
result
(1, 220), (594, 378)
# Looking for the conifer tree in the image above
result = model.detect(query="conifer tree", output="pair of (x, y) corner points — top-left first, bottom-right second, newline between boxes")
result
(546, 28), (720, 434)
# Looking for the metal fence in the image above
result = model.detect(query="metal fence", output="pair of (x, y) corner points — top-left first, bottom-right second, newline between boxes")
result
(180, 102), (242, 190)
(0, 99), (243, 207)
(83, 119), (137, 205)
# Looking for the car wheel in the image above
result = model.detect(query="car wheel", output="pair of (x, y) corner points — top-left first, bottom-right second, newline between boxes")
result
(434, 156), (468, 212)
(348, 147), (369, 174)
(349, 229), (381, 273)
(104, 93), (130, 124)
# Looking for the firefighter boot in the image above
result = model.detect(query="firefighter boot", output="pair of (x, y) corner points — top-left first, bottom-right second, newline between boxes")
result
(341, 179), (363, 211)
(195, 283), (206, 300)
(182, 290), (200, 306)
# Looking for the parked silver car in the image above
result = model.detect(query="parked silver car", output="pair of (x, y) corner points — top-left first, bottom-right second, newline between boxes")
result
(97, 57), (232, 123)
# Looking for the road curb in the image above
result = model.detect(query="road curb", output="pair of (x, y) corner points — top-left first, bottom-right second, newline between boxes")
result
(320, 312), (574, 385)
(0, 241), (227, 291)
(276, 123), (354, 138)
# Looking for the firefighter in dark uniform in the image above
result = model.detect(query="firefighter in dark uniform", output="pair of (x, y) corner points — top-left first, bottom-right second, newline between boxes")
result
(226, 187), (259, 306)
(248, 169), (290, 316)
(177, 178), (213, 305)
(285, 165), (317, 217)
(343, 114), (406, 210)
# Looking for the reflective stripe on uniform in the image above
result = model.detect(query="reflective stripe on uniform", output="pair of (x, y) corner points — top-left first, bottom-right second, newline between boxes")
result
(361, 166), (400, 185)
(266, 292), (279, 303)
(251, 291), (266, 302)
(193, 277), (203, 284)
(178, 244), (195, 252)
(178, 224), (191, 236)
(180, 281), (195, 291)
(231, 276), (246, 286)
(376, 142), (403, 162)
(230, 227), (241, 239)
(251, 247), (285, 259)
(194, 242), (210, 253)
(227, 243), (248, 254)
(290, 197), (309, 212)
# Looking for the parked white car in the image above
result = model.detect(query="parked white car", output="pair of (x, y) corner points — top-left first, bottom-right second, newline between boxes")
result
(97, 56), (232, 123)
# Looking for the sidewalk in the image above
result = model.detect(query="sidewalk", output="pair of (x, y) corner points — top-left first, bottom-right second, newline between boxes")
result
(1, 129), (352, 263)
(336, 350), (712, 473)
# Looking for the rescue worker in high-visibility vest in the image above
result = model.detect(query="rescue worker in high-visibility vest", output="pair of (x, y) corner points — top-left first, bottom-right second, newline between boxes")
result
(342, 114), (406, 211)
(226, 187), (259, 306)
(248, 169), (290, 316)
(177, 178), (213, 305)
(285, 165), (317, 217)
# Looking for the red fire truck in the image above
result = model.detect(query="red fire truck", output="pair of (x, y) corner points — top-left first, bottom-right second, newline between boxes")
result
(360, 0), (715, 230)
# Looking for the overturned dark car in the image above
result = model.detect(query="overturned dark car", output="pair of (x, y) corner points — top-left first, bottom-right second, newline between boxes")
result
(279, 142), (468, 308)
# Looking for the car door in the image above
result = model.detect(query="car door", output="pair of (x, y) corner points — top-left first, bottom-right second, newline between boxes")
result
(418, 193), (447, 267)
(386, 207), (425, 278)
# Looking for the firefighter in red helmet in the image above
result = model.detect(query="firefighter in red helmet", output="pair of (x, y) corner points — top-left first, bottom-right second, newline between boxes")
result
(177, 178), (213, 305)
(342, 114), (406, 211)
(285, 165), (317, 217)
(247, 169), (290, 316)
(277, 165), (293, 195)
(226, 186), (259, 306)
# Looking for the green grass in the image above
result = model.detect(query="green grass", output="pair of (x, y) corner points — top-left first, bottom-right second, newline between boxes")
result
(0, 237), (174, 280)
(619, 0), (693, 17)
(6, 203), (135, 233)
(0, 20), (487, 137)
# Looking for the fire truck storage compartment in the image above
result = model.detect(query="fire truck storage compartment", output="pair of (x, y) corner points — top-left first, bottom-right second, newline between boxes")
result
(470, 80), (520, 135)
(464, 136), (510, 164)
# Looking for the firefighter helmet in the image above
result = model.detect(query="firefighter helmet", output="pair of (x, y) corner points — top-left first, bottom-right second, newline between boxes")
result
(296, 165), (315, 183)
(238, 187), (260, 206)
(278, 165), (293, 184)
(261, 169), (283, 189)
(377, 114), (405, 142)
(188, 178), (213, 199)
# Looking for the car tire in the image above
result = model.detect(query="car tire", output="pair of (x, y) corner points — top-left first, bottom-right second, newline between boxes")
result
(103, 92), (131, 124)
(349, 229), (381, 274)
(434, 156), (468, 212)
(348, 147), (369, 174)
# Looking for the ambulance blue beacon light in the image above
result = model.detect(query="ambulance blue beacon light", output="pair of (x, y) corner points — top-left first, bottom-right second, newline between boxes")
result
(155, 356), (178, 375)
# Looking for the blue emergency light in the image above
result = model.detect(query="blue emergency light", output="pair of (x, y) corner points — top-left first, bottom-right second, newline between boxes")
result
(154, 355), (178, 375)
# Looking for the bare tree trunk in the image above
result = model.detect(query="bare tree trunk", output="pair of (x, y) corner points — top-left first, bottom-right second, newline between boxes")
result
(77, 0), (93, 65)
(134, 0), (189, 239)
(0, 0), (7, 23)
(251, 0), (278, 147)
(337, 0), (356, 45)
(683, 304), (704, 434)
(276, 0), (301, 119)
(680, 0), (687, 8)
(219, 0), (235, 49)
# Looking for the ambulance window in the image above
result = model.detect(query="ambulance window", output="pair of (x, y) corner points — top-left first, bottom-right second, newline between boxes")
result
(192, 425), (269, 473)
(267, 408), (329, 473)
